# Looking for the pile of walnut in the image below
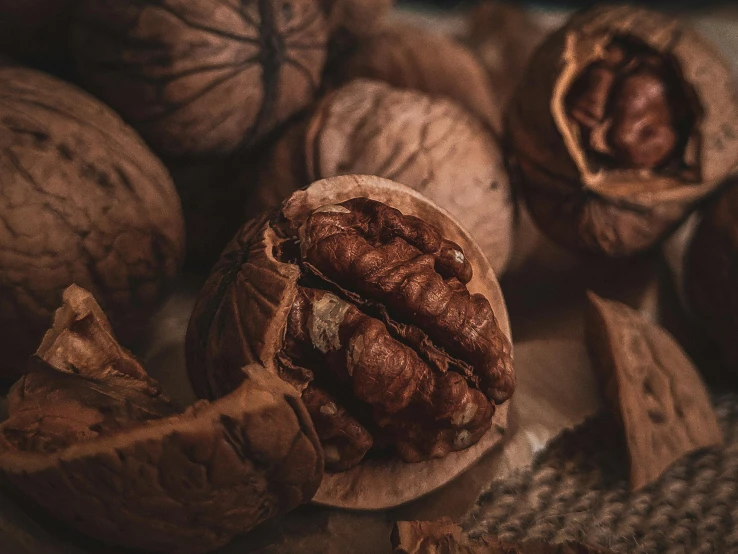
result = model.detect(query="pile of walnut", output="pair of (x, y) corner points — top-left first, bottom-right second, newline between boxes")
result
(0, 1), (736, 553)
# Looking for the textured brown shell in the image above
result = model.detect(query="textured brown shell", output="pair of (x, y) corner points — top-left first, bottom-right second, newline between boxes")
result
(508, 6), (738, 257)
(250, 79), (514, 274)
(73, 0), (328, 157)
(324, 23), (502, 133)
(0, 65), (184, 379)
(187, 175), (511, 509)
(0, 286), (323, 554)
(686, 181), (738, 366)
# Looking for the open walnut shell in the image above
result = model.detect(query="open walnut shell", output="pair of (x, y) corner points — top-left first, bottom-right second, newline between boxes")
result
(323, 23), (502, 133)
(0, 285), (323, 553)
(248, 79), (514, 275)
(508, 6), (738, 257)
(187, 175), (513, 509)
(72, 0), (328, 157)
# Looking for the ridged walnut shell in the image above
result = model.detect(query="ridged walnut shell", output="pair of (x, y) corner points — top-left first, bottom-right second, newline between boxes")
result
(73, 0), (328, 157)
(508, 6), (738, 257)
(686, 182), (738, 367)
(0, 65), (184, 380)
(249, 79), (514, 275)
(0, 286), (323, 553)
(324, 23), (502, 133)
(187, 175), (512, 509)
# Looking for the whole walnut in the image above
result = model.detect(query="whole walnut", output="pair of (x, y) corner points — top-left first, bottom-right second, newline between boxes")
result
(462, 1), (545, 110)
(324, 23), (502, 133)
(0, 65), (184, 380)
(249, 79), (515, 275)
(187, 175), (513, 509)
(73, 0), (328, 157)
(0, 286), (322, 553)
(685, 181), (738, 368)
(508, 6), (738, 257)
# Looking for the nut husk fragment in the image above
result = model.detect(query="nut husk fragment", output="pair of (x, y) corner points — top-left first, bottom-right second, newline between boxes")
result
(685, 181), (738, 368)
(0, 65), (184, 380)
(0, 285), (323, 553)
(250, 80), (515, 274)
(73, 0), (328, 157)
(585, 292), (722, 491)
(508, 6), (738, 257)
(187, 175), (512, 509)
(324, 23), (502, 133)
(391, 519), (614, 554)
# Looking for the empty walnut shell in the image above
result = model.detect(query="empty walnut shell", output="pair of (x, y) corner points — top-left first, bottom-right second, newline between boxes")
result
(324, 23), (502, 133)
(249, 79), (515, 275)
(0, 285), (323, 553)
(686, 181), (738, 367)
(0, 65), (184, 380)
(508, 6), (738, 257)
(73, 0), (328, 157)
(187, 175), (513, 509)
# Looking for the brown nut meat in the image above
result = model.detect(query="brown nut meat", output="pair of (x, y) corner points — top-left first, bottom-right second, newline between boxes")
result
(73, 0), (328, 157)
(249, 79), (514, 275)
(686, 181), (738, 368)
(508, 6), (738, 257)
(187, 175), (513, 509)
(0, 285), (323, 553)
(323, 23), (502, 133)
(0, 65), (184, 380)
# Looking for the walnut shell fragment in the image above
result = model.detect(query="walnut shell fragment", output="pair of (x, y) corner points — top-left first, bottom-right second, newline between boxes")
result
(73, 0), (328, 157)
(324, 23), (502, 133)
(508, 6), (738, 257)
(585, 292), (722, 491)
(685, 182), (738, 368)
(251, 79), (514, 274)
(0, 65), (184, 380)
(391, 519), (614, 554)
(187, 175), (513, 509)
(0, 285), (323, 553)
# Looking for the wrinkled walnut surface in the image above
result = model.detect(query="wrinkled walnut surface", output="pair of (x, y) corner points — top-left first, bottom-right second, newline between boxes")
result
(0, 286), (323, 553)
(508, 6), (738, 257)
(73, 0), (328, 157)
(324, 23), (502, 133)
(251, 79), (514, 274)
(0, 65), (184, 380)
(586, 292), (722, 490)
(686, 182), (738, 367)
(187, 175), (512, 509)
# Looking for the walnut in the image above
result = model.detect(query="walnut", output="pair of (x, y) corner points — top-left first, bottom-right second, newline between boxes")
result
(323, 23), (502, 133)
(507, 6), (738, 257)
(187, 175), (513, 508)
(249, 79), (515, 275)
(0, 65), (184, 380)
(461, 2), (546, 110)
(586, 292), (722, 491)
(72, 0), (328, 157)
(0, 285), (323, 553)
(685, 181), (738, 367)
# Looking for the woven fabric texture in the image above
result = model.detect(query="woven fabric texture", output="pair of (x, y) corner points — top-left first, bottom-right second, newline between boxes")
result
(463, 394), (738, 554)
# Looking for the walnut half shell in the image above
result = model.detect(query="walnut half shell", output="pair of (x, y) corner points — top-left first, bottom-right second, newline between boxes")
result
(187, 175), (513, 509)
(0, 285), (323, 553)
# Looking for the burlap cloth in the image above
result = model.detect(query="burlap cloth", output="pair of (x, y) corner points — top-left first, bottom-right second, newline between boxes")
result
(463, 394), (738, 554)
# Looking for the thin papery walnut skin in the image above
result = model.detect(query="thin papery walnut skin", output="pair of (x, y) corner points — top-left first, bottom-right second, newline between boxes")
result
(566, 36), (694, 172)
(187, 194), (513, 472)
